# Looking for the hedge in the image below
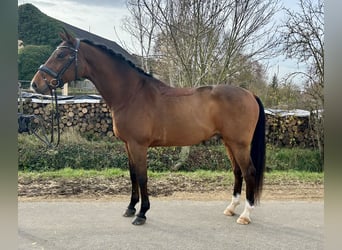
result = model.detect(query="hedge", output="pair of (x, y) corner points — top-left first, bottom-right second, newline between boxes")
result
(18, 132), (322, 172)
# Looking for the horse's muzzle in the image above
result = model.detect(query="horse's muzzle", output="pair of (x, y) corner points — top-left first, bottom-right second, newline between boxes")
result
(31, 81), (37, 91)
(31, 81), (51, 95)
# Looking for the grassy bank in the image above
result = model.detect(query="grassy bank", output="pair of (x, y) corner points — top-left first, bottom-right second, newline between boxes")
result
(18, 168), (324, 186)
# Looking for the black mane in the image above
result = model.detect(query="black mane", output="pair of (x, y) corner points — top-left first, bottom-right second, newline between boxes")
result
(81, 39), (152, 78)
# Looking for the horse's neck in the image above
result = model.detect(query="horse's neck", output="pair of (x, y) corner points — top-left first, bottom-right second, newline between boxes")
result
(80, 42), (190, 110)
(83, 45), (142, 110)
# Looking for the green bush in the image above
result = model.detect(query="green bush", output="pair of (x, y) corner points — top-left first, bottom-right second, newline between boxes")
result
(147, 146), (231, 171)
(18, 133), (128, 172)
(266, 145), (323, 172)
(18, 132), (322, 172)
(18, 45), (54, 82)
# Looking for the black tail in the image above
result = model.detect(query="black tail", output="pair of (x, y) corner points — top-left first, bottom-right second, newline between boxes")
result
(251, 96), (266, 203)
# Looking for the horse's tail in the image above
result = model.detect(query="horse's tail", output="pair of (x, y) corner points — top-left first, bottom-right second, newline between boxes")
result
(251, 96), (266, 204)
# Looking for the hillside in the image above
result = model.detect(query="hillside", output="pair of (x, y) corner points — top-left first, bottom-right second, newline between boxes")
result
(18, 3), (63, 47)
(18, 3), (136, 63)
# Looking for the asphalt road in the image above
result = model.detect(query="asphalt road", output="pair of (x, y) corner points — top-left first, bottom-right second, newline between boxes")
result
(18, 200), (323, 250)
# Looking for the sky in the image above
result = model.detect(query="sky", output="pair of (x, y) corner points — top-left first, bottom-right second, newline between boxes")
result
(18, 0), (306, 86)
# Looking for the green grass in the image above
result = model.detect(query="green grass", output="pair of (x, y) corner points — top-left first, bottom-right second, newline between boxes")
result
(18, 168), (324, 185)
(18, 167), (129, 179)
(264, 170), (323, 183)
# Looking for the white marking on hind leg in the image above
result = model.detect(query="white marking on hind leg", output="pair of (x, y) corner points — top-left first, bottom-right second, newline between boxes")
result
(237, 200), (254, 225)
(223, 194), (240, 216)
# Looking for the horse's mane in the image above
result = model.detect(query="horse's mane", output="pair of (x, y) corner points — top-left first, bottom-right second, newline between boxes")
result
(79, 39), (194, 96)
(81, 39), (153, 78)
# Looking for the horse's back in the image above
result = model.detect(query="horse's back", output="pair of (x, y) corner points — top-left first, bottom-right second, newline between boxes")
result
(211, 84), (255, 101)
(158, 84), (195, 97)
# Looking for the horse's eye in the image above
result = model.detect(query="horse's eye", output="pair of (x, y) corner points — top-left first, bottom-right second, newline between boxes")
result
(57, 52), (66, 59)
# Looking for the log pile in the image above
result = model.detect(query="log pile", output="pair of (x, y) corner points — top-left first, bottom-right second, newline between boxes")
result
(265, 114), (316, 148)
(19, 99), (114, 138)
(18, 99), (318, 148)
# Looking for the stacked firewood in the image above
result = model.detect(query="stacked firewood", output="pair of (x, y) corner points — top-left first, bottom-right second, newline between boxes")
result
(265, 114), (316, 148)
(19, 99), (114, 138)
(18, 99), (318, 147)
(59, 102), (114, 138)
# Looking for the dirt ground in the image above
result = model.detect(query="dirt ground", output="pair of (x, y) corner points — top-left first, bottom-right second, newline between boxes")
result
(18, 174), (324, 202)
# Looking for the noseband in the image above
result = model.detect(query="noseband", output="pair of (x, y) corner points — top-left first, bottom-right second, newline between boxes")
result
(38, 38), (80, 89)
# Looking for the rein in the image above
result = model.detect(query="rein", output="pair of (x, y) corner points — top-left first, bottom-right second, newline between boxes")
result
(49, 89), (60, 147)
(17, 90), (60, 148)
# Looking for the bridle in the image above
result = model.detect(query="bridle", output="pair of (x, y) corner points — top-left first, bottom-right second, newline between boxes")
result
(38, 38), (81, 89)
(35, 38), (81, 147)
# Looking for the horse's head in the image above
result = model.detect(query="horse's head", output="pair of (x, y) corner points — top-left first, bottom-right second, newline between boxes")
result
(31, 29), (82, 95)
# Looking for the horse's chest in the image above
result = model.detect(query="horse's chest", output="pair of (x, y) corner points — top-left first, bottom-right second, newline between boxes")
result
(112, 118), (125, 138)
(112, 123), (120, 137)
(111, 117), (135, 140)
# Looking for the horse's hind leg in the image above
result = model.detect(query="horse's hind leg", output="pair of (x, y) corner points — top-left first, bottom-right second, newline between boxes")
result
(223, 146), (243, 216)
(231, 145), (256, 225)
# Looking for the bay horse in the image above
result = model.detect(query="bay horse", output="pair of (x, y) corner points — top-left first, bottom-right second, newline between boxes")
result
(31, 29), (266, 226)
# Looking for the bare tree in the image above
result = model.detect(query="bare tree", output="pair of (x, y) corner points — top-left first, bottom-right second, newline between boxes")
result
(281, 0), (324, 161)
(215, 0), (281, 83)
(281, 0), (324, 102)
(123, 0), (159, 72)
(124, 0), (280, 87)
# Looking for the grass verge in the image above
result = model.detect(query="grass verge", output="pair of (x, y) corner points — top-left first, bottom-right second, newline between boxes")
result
(18, 168), (324, 185)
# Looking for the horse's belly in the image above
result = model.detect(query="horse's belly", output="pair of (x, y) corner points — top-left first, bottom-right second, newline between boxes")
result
(151, 122), (215, 147)
(151, 97), (218, 146)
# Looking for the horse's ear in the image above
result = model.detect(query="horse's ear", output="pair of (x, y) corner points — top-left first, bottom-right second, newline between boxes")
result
(59, 27), (75, 43)
(59, 31), (66, 41)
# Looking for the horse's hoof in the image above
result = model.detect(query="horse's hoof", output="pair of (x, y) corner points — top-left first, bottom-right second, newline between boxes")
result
(123, 208), (136, 217)
(223, 208), (235, 216)
(132, 216), (146, 225)
(237, 216), (251, 225)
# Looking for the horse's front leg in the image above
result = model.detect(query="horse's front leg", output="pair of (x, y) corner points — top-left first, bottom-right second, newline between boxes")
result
(122, 161), (140, 217)
(124, 142), (150, 225)
(132, 169), (150, 225)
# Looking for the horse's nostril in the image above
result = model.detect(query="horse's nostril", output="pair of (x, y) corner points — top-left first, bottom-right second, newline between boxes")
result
(31, 82), (37, 90)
